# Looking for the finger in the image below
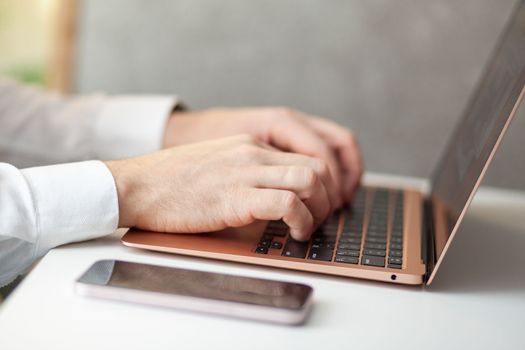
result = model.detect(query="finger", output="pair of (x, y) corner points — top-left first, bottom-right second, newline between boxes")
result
(266, 118), (343, 208)
(203, 133), (276, 151)
(246, 188), (314, 241)
(305, 117), (364, 201)
(253, 148), (340, 212)
(244, 165), (331, 226)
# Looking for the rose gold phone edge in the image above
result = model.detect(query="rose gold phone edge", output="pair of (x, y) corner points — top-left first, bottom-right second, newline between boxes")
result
(75, 261), (314, 325)
(75, 283), (313, 325)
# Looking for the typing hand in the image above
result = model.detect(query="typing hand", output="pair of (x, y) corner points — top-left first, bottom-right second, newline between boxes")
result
(163, 107), (363, 204)
(105, 135), (336, 241)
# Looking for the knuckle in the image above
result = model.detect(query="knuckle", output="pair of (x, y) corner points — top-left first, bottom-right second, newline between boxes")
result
(282, 191), (299, 212)
(232, 145), (263, 165)
(345, 130), (358, 145)
(302, 167), (318, 189)
(313, 158), (329, 177)
(237, 143), (259, 158)
(236, 133), (257, 144)
(273, 107), (296, 120)
(286, 166), (318, 194)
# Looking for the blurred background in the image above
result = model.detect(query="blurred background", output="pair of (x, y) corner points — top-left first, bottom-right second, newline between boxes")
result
(0, 0), (57, 85)
(1, 0), (523, 190)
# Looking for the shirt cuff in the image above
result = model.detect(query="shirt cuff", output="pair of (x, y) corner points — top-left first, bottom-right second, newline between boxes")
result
(21, 161), (119, 256)
(93, 95), (181, 160)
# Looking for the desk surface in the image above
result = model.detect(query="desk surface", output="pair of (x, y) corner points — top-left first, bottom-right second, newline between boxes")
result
(1, 174), (525, 350)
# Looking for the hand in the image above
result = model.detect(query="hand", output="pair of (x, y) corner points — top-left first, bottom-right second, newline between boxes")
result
(105, 135), (337, 241)
(163, 107), (363, 205)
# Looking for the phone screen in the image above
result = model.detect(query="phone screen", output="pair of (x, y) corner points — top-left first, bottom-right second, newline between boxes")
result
(78, 260), (312, 310)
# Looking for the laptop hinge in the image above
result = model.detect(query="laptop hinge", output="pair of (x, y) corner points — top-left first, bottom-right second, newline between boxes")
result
(422, 198), (436, 282)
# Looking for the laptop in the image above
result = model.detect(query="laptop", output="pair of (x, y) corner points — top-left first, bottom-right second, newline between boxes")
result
(122, 1), (525, 285)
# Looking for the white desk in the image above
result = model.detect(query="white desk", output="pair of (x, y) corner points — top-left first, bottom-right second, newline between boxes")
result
(1, 175), (525, 350)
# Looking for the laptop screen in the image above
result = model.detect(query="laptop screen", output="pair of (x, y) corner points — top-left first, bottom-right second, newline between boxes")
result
(430, 1), (525, 263)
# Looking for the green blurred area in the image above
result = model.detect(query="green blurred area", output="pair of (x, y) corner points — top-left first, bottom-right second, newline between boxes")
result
(3, 65), (47, 86)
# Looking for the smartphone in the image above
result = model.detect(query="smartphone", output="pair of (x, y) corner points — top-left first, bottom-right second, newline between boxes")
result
(75, 260), (313, 325)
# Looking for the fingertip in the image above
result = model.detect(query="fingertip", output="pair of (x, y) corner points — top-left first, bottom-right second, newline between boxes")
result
(342, 178), (353, 202)
(345, 164), (364, 195)
(346, 178), (364, 203)
(289, 228), (311, 242)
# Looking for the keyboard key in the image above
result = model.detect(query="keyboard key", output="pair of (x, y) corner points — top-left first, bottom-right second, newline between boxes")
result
(339, 237), (361, 244)
(335, 256), (359, 264)
(340, 231), (362, 238)
(388, 264), (402, 269)
(345, 221), (363, 227)
(315, 227), (338, 236)
(364, 249), (386, 257)
(344, 220), (363, 227)
(390, 237), (403, 244)
(368, 221), (387, 228)
(390, 243), (403, 250)
(345, 217), (363, 224)
(367, 230), (387, 238)
(265, 221), (288, 236)
(282, 241), (309, 258)
(255, 246), (268, 254)
(365, 237), (387, 244)
(265, 228), (287, 237)
(391, 229), (403, 237)
(361, 255), (385, 267)
(338, 243), (361, 251)
(392, 224), (403, 232)
(258, 238), (272, 248)
(322, 225), (339, 232)
(270, 241), (282, 249)
(364, 243), (386, 250)
(390, 250), (403, 257)
(336, 249), (360, 257)
(308, 248), (333, 261)
(312, 236), (336, 244)
(269, 219), (288, 227)
(388, 257), (402, 265)
(311, 242), (335, 249)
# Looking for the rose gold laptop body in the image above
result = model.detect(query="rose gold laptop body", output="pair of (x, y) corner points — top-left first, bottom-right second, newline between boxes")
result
(122, 2), (525, 285)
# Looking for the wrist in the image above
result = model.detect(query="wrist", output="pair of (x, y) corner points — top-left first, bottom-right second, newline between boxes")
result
(162, 111), (198, 148)
(104, 160), (136, 228)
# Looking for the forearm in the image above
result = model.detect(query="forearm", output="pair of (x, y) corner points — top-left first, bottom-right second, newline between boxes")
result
(0, 79), (179, 167)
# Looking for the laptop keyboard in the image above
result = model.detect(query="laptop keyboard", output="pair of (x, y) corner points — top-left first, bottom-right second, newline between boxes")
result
(256, 187), (405, 269)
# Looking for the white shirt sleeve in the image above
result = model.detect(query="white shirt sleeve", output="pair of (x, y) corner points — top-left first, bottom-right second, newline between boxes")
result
(0, 79), (180, 167)
(0, 161), (118, 287)
(0, 80), (182, 287)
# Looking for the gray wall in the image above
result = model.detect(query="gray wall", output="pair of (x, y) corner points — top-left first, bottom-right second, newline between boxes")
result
(74, 0), (525, 190)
